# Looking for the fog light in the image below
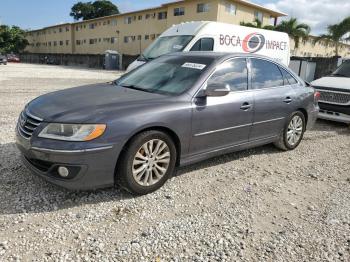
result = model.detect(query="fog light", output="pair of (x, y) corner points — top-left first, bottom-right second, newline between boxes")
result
(58, 166), (69, 178)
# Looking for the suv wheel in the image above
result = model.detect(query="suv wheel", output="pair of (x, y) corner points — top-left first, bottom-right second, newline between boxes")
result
(117, 130), (177, 195)
(274, 111), (306, 151)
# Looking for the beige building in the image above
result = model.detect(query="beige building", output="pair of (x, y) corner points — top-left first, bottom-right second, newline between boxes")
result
(25, 0), (350, 58)
(25, 0), (285, 55)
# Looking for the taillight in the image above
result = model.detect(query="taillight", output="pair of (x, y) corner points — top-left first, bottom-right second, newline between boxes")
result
(314, 91), (321, 102)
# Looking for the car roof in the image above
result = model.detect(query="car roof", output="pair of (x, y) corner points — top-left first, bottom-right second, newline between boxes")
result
(165, 51), (285, 65)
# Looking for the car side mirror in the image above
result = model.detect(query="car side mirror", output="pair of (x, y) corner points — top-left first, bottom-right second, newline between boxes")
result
(205, 83), (230, 97)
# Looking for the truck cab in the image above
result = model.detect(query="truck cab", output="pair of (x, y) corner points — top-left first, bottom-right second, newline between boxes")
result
(311, 60), (350, 124)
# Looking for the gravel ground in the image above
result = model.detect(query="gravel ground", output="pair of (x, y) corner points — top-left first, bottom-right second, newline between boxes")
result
(0, 63), (350, 262)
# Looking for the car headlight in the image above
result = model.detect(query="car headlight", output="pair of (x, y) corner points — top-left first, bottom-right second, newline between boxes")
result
(38, 123), (106, 141)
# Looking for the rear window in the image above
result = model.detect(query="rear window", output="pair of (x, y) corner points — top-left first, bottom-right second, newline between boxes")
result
(280, 67), (298, 85)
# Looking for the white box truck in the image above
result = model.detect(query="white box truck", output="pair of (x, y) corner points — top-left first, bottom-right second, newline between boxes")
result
(127, 21), (290, 71)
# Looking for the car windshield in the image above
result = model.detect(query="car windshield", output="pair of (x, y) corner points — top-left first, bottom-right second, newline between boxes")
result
(116, 56), (212, 95)
(331, 61), (350, 77)
(141, 35), (193, 60)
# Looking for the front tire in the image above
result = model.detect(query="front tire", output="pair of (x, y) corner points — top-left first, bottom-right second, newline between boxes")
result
(117, 130), (177, 195)
(274, 111), (306, 151)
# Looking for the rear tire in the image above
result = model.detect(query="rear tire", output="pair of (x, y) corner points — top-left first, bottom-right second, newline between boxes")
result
(274, 111), (306, 151)
(117, 130), (177, 195)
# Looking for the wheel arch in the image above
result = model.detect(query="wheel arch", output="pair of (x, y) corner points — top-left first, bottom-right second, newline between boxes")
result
(114, 126), (182, 181)
(297, 108), (308, 126)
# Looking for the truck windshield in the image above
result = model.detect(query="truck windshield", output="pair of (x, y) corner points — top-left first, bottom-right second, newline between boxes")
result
(332, 61), (350, 77)
(116, 56), (212, 95)
(141, 35), (193, 61)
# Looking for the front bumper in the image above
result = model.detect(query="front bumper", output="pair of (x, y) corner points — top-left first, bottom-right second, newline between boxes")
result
(318, 102), (350, 124)
(16, 128), (121, 190)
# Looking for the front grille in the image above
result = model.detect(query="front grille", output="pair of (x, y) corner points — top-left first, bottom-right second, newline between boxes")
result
(317, 90), (350, 105)
(17, 110), (43, 139)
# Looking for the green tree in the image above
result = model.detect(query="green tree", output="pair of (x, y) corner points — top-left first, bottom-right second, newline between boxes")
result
(0, 25), (28, 54)
(240, 18), (275, 30)
(315, 16), (350, 56)
(70, 0), (120, 21)
(275, 18), (310, 48)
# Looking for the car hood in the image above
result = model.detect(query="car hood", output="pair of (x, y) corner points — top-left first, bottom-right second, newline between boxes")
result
(27, 82), (170, 123)
(311, 76), (350, 91)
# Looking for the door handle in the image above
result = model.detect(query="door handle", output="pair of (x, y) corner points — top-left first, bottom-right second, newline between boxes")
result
(240, 102), (251, 110)
(283, 97), (293, 104)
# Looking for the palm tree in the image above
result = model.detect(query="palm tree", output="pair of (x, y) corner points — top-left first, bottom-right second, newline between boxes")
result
(275, 18), (310, 48)
(315, 16), (350, 56)
(240, 19), (275, 30)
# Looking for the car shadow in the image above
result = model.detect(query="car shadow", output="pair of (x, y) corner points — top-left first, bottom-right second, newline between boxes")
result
(0, 119), (347, 215)
(0, 141), (281, 216)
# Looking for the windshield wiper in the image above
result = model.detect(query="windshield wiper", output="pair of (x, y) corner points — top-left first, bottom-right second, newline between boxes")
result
(330, 73), (348, 77)
(119, 83), (156, 93)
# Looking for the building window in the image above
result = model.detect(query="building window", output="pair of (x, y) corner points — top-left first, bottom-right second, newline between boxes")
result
(124, 17), (132, 24)
(66, 40), (69, 45)
(158, 11), (167, 20)
(138, 15), (143, 20)
(225, 3), (236, 15)
(76, 26), (79, 31)
(89, 39), (97, 45)
(59, 28), (62, 33)
(83, 39), (86, 44)
(59, 41), (63, 46)
(66, 27), (70, 32)
(54, 41), (57, 46)
(146, 14), (151, 19)
(137, 35), (142, 40)
(254, 11), (263, 22)
(111, 37), (117, 44)
(151, 34), (156, 40)
(89, 23), (95, 29)
(145, 35), (149, 40)
(76, 40), (81, 45)
(197, 3), (210, 13)
(48, 42), (52, 46)
(174, 7), (185, 16)
(124, 36), (129, 43)
(112, 19), (117, 26)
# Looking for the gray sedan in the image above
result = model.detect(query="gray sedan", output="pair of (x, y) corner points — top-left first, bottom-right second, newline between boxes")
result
(16, 52), (319, 195)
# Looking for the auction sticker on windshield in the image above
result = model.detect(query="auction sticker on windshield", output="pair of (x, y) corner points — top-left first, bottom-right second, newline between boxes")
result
(182, 63), (206, 70)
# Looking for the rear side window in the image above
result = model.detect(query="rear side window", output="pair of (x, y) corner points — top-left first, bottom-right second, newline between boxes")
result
(250, 58), (284, 89)
(190, 38), (214, 51)
(279, 67), (298, 85)
(208, 58), (248, 92)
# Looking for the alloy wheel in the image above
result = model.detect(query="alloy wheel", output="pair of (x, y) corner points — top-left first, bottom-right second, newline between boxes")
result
(132, 139), (171, 186)
(287, 115), (303, 146)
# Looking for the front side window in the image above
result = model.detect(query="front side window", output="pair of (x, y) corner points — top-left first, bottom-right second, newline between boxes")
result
(197, 3), (210, 13)
(116, 56), (213, 95)
(208, 58), (248, 92)
(142, 35), (193, 60)
(174, 7), (185, 16)
(190, 38), (214, 51)
(332, 60), (350, 78)
(250, 58), (284, 89)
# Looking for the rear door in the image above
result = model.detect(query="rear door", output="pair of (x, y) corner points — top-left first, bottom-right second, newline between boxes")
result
(190, 58), (254, 155)
(248, 58), (297, 140)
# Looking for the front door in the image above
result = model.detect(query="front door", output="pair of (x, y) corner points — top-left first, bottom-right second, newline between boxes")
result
(190, 58), (253, 156)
